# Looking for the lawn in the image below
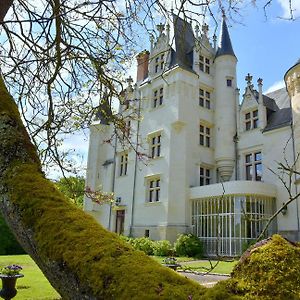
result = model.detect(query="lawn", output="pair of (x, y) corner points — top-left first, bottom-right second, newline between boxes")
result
(151, 256), (237, 275)
(0, 255), (60, 300)
(0, 255), (236, 299)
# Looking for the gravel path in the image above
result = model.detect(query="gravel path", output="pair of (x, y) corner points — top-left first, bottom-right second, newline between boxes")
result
(178, 271), (230, 287)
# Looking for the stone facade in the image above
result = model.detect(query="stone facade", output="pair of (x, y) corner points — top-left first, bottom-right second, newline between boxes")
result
(84, 16), (300, 256)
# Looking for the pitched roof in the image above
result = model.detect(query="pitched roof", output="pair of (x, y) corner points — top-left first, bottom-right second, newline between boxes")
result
(263, 88), (292, 132)
(215, 18), (235, 58)
(169, 14), (195, 70)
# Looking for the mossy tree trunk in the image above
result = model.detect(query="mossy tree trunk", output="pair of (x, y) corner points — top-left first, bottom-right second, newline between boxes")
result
(0, 4), (205, 298)
(0, 77), (209, 299)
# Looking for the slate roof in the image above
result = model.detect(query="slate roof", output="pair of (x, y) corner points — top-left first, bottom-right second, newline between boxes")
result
(215, 18), (236, 58)
(263, 88), (292, 132)
(169, 14), (195, 70)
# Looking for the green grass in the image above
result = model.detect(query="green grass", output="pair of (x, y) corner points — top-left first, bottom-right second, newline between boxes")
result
(151, 256), (237, 275)
(0, 254), (235, 299)
(0, 255), (60, 300)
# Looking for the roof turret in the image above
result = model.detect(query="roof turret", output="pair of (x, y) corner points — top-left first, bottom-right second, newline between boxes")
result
(215, 17), (235, 59)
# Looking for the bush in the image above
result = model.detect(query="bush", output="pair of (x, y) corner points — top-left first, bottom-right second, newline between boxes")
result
(228, 234), (300, 299)
(131, 237), (155, 255)
(174, 234), (203, 258)
(0, 213), (26, 255)
(153, 240), (173, 256)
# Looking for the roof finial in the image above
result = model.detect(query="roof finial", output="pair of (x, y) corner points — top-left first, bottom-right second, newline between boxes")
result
(221, 7), (226, 19)
(245, 73), (253, 86)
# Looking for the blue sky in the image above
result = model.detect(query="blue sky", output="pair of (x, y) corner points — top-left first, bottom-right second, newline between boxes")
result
(229, 0), (300, 93)
(53, 0), (300, 179)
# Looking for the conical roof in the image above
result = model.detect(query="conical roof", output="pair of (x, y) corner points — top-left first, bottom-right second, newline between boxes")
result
(215, 18), (235, 58)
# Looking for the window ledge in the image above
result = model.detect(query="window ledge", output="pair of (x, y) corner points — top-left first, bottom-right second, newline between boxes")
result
(144, 201), (162, 206)
(149, 104), (165, 112)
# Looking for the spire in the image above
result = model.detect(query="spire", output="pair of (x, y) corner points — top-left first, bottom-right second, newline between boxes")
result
(215, 16), (236, 58)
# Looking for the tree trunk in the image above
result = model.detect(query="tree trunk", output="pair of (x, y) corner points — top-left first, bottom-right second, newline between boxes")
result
(0, 72), (209, 299)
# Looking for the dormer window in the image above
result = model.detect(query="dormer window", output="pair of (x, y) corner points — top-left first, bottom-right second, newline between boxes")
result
(245, 110), (258, 131)
(155, 54), (165, 73)
(200, 55), (210, 74)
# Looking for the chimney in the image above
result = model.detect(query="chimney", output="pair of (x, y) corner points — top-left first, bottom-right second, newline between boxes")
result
(136, 50), (149, 82)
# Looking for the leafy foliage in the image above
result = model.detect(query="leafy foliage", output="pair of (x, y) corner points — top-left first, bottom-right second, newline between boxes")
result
(226, 234), (300, 299)
(174, 234), (204, 258)
(131, 237), (155, 255)
(0, 213), (25, 255)
(55, 176), (85, 207)
(153, 240), (173, 257)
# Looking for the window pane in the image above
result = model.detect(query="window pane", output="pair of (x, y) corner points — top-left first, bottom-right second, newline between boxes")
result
(206, 169), (210, 177)
(160, 88), (163, 94)
(253, 110), (258, 117)
(205, 58), (210, 64)
(156, 179), (160, 187)
(246, 154), (252, 163)
(246, 121), (251, 131)
(206, 136), (210, 147)
(206, 178), (210, 185)
(206, 91), (210, 98)
(245, 113), (251, 120)
(200, 135), (204, 145)
(253, 119), (258, 128)
(255, 163), (262, 181)
(200, 167), (204, 175)
(200, 55), (204, 62)
(200, 125), (204, 132)
(156, 189), (160, 201)
(149, 190), (153, 202)
(206, 127), (210, 135)
(200, 89), (204, 96)
(200, 177), (204, 186)
(206, 66), (210, 74)
(255, 152), (262, 161)
(246, 165), (252, 180)
(200, 63), (204, 71)
(199, 98), (204, 106)
(206, 100), (210, 109)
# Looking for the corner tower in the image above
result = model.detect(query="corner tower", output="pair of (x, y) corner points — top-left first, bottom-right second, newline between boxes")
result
(214, 16), (237, 181)
(285, 59), (300, 177)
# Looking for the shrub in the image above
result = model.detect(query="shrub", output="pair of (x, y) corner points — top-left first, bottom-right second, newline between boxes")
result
(174, 234), (203, 258)
(0, 213), (25, 255)
(153, 240), (173, 256)
(228, 234), (300, 299)
(131, 237), (155, 255)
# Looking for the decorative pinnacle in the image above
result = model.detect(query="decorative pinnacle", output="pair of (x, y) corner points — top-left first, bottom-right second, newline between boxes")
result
(195, 24), (200, 38)
(245, 73), (253, 85)
(156, 23), (165, 36)
(257, 78), (263, 86)
(126, 76), (133, 85)
(202, 23), (209, 36)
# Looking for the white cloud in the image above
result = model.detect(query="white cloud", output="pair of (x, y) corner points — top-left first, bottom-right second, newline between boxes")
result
(264, 80), (285, 94)
(277, 0), (300, 18)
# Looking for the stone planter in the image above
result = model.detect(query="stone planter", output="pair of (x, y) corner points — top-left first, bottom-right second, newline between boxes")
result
(0, 274), (24, 300)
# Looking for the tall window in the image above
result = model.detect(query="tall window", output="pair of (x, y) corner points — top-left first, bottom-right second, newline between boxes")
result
(199, 55), (210, 74)
(200, 167), (211, 186)
(150, 133), (161, 158)
(199, 124), (211, 147)
(153, 88), (163, 108)
(199, 89), (211, 109)
(245, 110), (258, 131)
(155, 54), (164, 73)
(245, 152), (262, 181)
(119, 152), (128, 176)
(148, 178), (160, 202)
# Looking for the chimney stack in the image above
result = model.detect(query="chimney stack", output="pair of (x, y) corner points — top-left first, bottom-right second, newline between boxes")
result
(136, 50), (149, 82)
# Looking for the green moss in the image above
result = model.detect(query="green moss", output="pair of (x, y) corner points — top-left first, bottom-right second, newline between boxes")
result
(226, 234), (300, 299)
(3, 163), (208, 298)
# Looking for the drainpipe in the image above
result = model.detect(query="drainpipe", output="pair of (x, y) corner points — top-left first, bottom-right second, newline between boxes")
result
(108, 134), (118, 231)
(290, 116), (300, 234)
(129, 93), (141, 237)
(234, 88), (240, 180)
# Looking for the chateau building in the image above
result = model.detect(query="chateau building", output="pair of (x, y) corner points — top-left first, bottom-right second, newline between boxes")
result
(84, 15), (300, 256)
